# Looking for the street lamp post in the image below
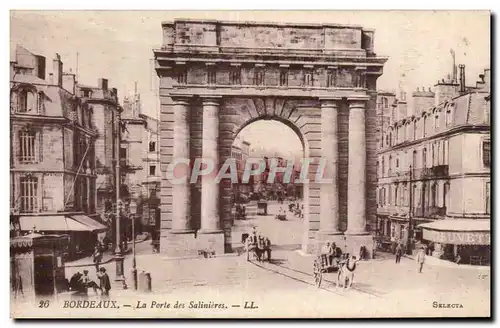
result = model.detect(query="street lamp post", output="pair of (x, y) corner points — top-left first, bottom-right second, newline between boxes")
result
(129, 200), (138, 290)
(114, 113), (127, 289)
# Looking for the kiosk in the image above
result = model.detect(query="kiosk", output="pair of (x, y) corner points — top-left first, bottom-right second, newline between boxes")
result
(11, 233), (70, 301)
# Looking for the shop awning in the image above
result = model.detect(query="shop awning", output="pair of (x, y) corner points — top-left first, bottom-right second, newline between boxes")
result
(20, 216), (93, 232)
(70, 215), (108, 232)
(418, 219), (490, 245)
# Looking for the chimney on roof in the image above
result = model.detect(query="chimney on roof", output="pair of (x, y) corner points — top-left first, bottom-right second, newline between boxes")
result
(53, 53), (63, 87)
(63, 71), (76, 94)
(459, 64), (466, 94)
(98, 78), (108, 91)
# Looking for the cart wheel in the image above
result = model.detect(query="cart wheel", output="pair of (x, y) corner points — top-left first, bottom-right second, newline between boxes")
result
(313, 259), (323, 288)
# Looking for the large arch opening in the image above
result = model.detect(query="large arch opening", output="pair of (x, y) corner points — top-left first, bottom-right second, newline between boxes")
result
(229, 117), (307, 253)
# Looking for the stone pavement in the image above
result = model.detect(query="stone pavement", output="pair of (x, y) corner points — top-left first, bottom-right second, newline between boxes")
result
(14, 207), (489, 318)
(12, 246), (490, 318)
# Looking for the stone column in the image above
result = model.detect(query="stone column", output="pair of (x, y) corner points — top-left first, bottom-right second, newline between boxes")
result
(198, 98), (225, 254)
(200, 98), (221, 232)
(345, 99), (372, 258)
(171, 97), (193, 232)
(318, 100), (342, 245)
(346, 100), (368, 234)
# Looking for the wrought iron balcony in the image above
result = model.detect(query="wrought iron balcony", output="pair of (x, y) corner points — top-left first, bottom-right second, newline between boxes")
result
(120, 158), (142, 171)
(413, 206), (446, 218)
(411, 165), (449, 180)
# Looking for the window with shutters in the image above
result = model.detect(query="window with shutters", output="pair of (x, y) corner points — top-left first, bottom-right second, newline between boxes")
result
(20, 177), (38, 213)
(19, 128), (38, 164)
(482, 140), (490, 167)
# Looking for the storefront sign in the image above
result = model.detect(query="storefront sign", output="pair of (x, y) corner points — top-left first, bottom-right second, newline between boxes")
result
(423, 229), (490, 245)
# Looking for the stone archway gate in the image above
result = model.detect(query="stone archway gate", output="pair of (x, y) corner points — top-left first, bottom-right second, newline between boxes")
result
(154, 19), (387, 257)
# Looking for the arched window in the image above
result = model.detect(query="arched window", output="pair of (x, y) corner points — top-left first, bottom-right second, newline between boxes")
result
(388, 155), (392, 175)
(422, 148), (427, 168)
(18, 90), (29, 112)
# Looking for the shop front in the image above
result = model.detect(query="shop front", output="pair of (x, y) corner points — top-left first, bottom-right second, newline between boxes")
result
(19, 214), (108, 260)
(418, 219), (490, 265)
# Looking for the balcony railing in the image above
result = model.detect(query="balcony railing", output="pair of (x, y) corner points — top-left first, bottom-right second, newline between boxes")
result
(388, 170), (411, 181)
(411, 165), (449, 180)
(413, 206), (446, 218)
(120, 158), (142, 171)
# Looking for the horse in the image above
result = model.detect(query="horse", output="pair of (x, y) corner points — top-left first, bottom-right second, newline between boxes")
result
(336, 256), (359, 291)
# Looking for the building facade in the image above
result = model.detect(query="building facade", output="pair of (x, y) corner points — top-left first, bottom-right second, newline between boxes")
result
(77, 78), (122, 221)
(10, 46), (106, 257)
(376, 67), (491, 264)
(231, 134), (252, 196)
(154, 19), (387, 256)
(120, 91), (161, 231)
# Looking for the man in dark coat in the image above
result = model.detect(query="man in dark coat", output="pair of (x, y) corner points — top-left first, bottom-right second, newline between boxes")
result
(395, 244), (403, 263)
(97, 267), (111, 297)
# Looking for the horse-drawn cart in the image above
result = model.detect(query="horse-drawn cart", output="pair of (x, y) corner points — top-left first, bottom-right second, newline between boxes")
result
(313, 254), (342, 288)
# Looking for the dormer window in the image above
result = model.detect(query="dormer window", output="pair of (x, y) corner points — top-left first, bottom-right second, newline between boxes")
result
(82, 90), (93, 98)
(446, 103), (454, 126)
(18, 89), (36, 113)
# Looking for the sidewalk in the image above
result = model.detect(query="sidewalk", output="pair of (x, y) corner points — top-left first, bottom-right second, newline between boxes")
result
(403, 253), (490, 271)
(65, 235), (149, 268)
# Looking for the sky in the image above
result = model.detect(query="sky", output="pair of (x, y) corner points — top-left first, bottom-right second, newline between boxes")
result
(10, 10), (490, 155)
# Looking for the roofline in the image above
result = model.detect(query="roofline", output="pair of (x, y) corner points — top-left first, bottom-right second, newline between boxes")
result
(162, 18), (370, 31)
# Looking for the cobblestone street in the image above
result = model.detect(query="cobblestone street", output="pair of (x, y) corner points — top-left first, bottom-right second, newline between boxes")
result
(12, 203), (490, 318)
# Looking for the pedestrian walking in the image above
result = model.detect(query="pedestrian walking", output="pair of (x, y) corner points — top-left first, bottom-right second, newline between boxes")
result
(395, 244), (402, 263)
(416, 247), (426, 273)
(264, 237), (272, 262)
(97, 267), (111, 297)
(92, 243), (103, 271)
